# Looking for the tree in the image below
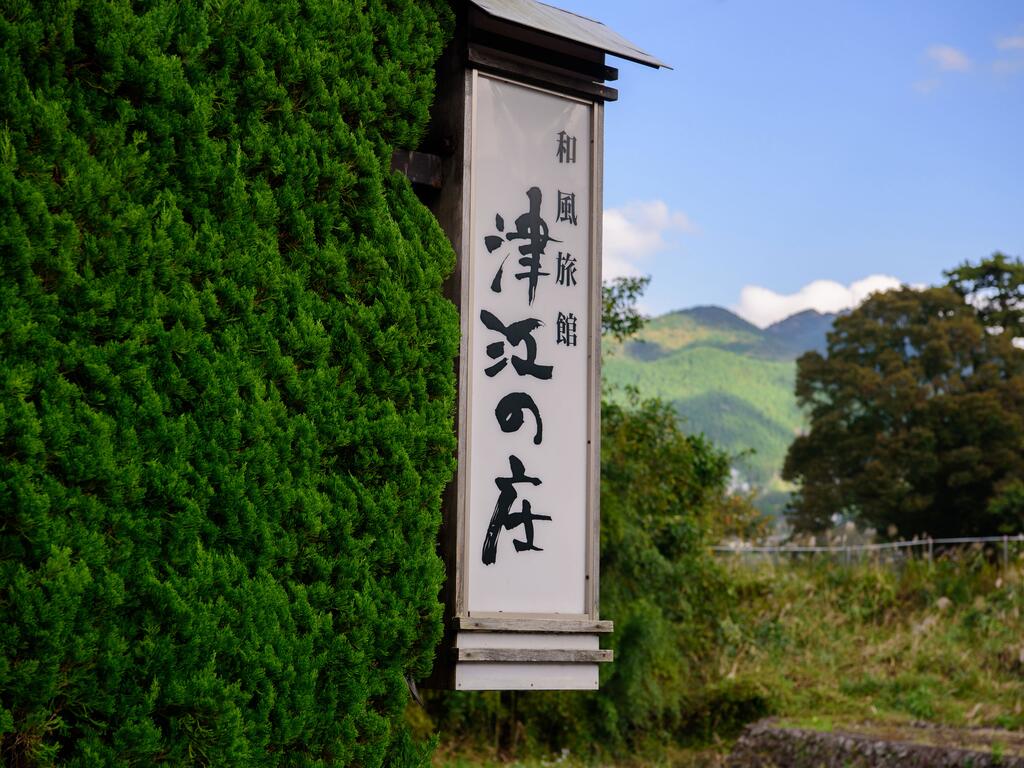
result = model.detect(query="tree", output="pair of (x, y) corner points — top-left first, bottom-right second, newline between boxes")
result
(602, 275), (651, 343)
(783, 262), (1024, 538)
(946, 252), (1024, 338)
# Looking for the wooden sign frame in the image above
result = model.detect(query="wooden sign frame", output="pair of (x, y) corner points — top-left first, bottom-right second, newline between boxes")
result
(425, 60), (612, 691)
(411, 0), (665, 691)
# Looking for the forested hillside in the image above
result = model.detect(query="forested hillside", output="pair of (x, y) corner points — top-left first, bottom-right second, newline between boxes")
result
(603, 306), (834, 514)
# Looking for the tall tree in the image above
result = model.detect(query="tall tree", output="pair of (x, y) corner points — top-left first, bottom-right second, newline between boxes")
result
(946, 252), (1024, 339)
(783, 269), (1024, 537)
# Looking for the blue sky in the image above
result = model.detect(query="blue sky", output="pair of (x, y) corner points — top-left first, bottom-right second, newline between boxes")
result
(554, 0), (1024, 325)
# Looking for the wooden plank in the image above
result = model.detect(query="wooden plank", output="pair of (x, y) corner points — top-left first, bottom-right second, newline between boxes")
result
(421, 27), (473, 688)
(456, 617), (614, 634)
(456, 648), (613, 663)
(390, 149), (442, 189)
(467, 22), (618, 83)
(453, 69), (475, 621)
(467, 44), (618, 102)
(587, 100), (604, 619)
(456, 662), (599, 690)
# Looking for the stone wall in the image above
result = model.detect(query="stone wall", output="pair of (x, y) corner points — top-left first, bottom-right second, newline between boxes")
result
(727, 719), (1024, 768)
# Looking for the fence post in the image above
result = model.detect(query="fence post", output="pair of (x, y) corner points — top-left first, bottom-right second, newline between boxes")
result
(1004, 535), (1010, 571)
(927, 537), (933, 564)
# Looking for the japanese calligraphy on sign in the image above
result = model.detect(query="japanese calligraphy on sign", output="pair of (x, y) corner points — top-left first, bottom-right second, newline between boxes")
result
(467, 75), (593, 615)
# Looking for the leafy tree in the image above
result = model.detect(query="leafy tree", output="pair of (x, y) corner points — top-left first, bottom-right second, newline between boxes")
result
(602, 275), (651, 343)
(594, 395), (741, 743)
(1, 1), (455, 765)
(946, 252), (1024, 338)
(784, 265), (1024, 537)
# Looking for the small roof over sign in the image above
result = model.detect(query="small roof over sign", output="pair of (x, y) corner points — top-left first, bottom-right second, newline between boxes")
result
(468, 0), (670, 70)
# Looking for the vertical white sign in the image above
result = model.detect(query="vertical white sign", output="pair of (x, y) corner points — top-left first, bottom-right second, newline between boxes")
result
(466, 74), (593, 615)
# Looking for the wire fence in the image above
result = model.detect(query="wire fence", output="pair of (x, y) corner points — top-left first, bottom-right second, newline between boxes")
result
(713, 533), (1024, 569)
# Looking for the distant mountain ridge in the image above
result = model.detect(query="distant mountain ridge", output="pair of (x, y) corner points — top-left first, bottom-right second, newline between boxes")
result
(603, 305), (836, 514)
(673, 305), (834, 352)
(764, 309), (834, 356)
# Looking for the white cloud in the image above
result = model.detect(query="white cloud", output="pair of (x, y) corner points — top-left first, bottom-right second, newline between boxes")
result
(996, 35), (1024, 50)
(994, 31), (1024, 75)
(733, 274), (904, 328)
(912, 78), (940, 94)
(927, 44), (972, 72)
(602, 200), (695, 280)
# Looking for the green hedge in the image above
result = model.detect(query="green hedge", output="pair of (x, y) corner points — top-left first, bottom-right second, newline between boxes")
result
(1, 1), (456, 765)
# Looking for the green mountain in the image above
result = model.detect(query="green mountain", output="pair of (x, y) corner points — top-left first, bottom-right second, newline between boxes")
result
(603, 306), (835, 514)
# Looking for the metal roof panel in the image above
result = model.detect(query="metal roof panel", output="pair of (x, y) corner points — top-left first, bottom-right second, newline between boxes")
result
(469, 0), (670, 69)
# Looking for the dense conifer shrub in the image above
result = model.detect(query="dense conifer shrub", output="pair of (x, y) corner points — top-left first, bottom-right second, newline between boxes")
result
(1, 1), (456, 764)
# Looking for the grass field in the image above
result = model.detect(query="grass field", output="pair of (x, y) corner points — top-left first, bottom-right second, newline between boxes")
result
(716, 551), (1023, 730)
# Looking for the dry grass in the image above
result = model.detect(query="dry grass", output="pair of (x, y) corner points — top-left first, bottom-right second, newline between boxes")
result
(718, 551), (1024, 730)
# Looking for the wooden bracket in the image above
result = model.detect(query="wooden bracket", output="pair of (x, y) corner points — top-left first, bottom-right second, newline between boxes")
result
(390, 149), (443, 189)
